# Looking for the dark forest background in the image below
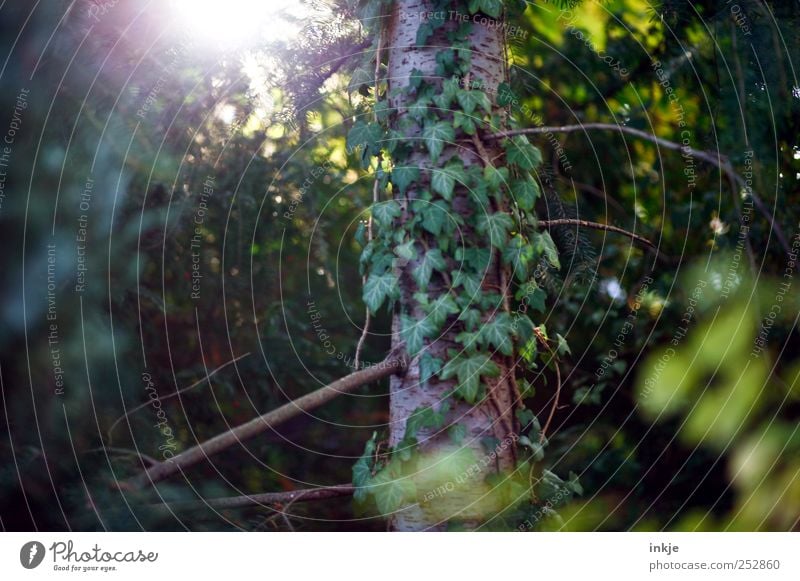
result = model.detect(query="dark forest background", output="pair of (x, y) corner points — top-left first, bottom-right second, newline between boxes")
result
(0, 0), (798, 531)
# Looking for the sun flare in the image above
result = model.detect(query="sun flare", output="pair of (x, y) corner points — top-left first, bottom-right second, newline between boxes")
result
(169, 0), (303, 49)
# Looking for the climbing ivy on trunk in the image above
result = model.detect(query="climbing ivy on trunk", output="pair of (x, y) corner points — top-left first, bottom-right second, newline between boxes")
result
(349, 0), (580, 531)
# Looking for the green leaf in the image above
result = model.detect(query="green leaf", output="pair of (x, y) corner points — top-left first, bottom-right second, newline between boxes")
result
(511, 176), (541, 211)
(426, 294), (459, 327)
(432, 78), (459, 109)
(347, 120), (383, 154)
(413, 248), (447, 290)
(431, 162), (466, 200)
(453, 111), (477, 135)
(502, 235), (534, 282)
(408, 68), (425, 90)
(452, 270), (482, 297)
(401, 314), (439, 356)
(483, 165), (509, 190)
(441, 353), (500, 403)
(416, 21), (434, 46)
(420, 353), (443, 384)
(405, 406), (439, 440)
(423, 121), (455, 161)
(480, 313), (514, 356)
(535, 231), (561, 269)
(371, 200), (401, 228)
(408, 96), (431, 121)
(395, 239), (417, 261)
(456, 89), (492, 115)
(469, 0), (503, 18)
(352, 432), (378, 500)
(477, 212), (514, 248)
(458, 308), (482, 330)
(421, 200), (449, 236)
(504, 135), (542, 170)
(556, 333), (571, 356)
(497, 82), (515, 107)
(363, 273), (398, 314)
(371, 467), (416, 514)
(391, 166), (420, 194)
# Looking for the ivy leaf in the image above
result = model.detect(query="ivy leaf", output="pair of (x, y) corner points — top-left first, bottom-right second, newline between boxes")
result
(566, 471), (584, 495)
(371, 467), (416, 514)
(456, 89), (492, 115)
(535, 231), (561, 269)
(511, 176), (541, 211)
(426, 294), (459, 327)
(431, 161), (466, 200)
(421, 200), (449, 236)
(352, 432), (378, 500)
(423, 121), (455, 161)
(391, 166), (420, 194)
(420, 353), (443, 384)
(457, 246), (492, 271)
(451, 270), (482, 297)
(408, 96), (431, 121)
(469, 0), (503, 18)
(433, 78), (459, 109)
(371, 200), (401, 228)
(483, 165), (509, 190)
(476, 212), (514, 248)
(435, 48), (456, 75)
(556, 333), (572, 356)
(441, 353), (500, 403)
(363, 273), (398, 314)
(453, 111), (477, 135)
(518, 435), (545, 461)
(480, 313), (514, 356)
(413, 248), (447, 290)
(502, 235), (534, 282)
(395, 239), (417, 261)
(416, 21), (434, 45)
(527, 286), (547, 313)
(401, 314), (439, 356)
(405, 406), (439, 440)
(408, 68), (425, 91)
(347, 120), (383, 155)
(497, 82), (515, 106)
(504, 135), (543, 170)
(458, 308), (482, 331)
(449, 423), (467, 444)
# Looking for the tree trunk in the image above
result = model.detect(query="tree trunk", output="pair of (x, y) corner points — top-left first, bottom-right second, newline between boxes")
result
(386, 0), (518, 531)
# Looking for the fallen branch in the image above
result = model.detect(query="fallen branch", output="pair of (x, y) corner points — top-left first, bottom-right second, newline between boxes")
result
(159, 485), (354, 511)
(538, 218), (657, 250)
(119, 356), (406, 491)
(487, 123), (790, 254)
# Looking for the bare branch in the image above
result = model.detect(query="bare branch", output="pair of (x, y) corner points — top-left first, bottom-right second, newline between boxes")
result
(487, 123), (790, 254)
(119, 356), (406, 491)
(538, 218), (656, 250)
(160, 485), (355, 511)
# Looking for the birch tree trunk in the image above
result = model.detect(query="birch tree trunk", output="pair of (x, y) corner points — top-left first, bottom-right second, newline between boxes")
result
(385, 0), (518, 531)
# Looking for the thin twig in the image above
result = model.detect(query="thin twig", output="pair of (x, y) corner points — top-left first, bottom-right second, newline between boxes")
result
(355, 28), (384, 370)
(538, 218), (657, 250)
(118, 355), (406, 491)
(107, 353), (252, 445)
(86, 447), (159, 467)
(487, 123), (790, 254)
(535, 329), (562, 444)
(155, 485), (355, 511)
